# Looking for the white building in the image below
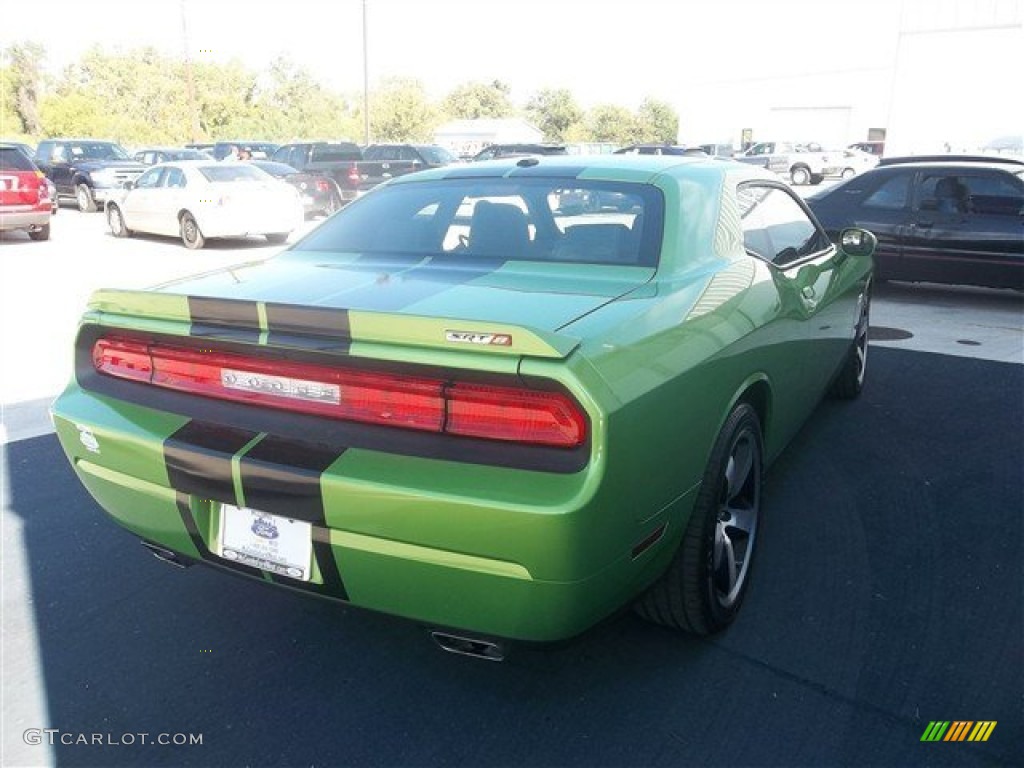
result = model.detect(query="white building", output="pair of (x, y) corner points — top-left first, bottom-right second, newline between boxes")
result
(678, 0), (1023, 155)
(434, 118), (544, 159)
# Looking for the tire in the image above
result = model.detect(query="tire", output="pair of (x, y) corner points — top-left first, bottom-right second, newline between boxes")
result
(841, 168), (856, 179)
(265, 233), (289, 245)
(180, 212), (205, 249)
(810, 174), (824, 185)
(790, 166), (811, 186)
(76, 183), (98, 213)
(635, 402), (763, 635)
(830, 289), (871, 399)
(107, 205), (130, 238)
(28, 223), (50, 241)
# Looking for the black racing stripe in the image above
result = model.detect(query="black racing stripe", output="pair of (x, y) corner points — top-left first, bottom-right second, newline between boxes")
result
(506, 164), (588, 178)
(238, 436), (341, 522)
(164, 421), (256, 502)
(239, 435), (348, 598)
(175, 491), (207, 557)
(265, 303), (351, 351)
(188, 296), (261, 343)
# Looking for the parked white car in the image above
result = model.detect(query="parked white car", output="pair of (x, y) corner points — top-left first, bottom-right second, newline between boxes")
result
(105, 161), (304, 249)
(829, 147), (880, 179)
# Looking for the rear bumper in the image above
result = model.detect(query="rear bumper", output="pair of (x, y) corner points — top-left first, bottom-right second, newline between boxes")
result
(0, 208), (50, 231)
(51, 386), (682, 643)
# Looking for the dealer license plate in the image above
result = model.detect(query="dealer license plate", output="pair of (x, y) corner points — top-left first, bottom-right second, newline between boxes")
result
(217, 504), (313, 581)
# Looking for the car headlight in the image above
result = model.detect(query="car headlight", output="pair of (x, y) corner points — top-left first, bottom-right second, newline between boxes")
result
(91, 169), (117, 185)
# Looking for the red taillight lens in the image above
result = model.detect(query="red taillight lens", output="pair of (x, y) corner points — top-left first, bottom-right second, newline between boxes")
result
(447, 383), (586, 447)
(93, 338), (152, 382)
(347, 164), (360, 184)
(316, 179), (330, 192)
(92, 338), (586, 448)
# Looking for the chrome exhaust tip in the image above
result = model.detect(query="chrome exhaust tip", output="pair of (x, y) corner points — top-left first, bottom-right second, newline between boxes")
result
(141, 541), (191, 569)
(430, 630), (506, 662)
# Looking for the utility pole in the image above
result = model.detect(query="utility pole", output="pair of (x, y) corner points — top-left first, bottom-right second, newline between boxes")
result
(362, 0), (370, 145)
(180, 0), (201, 143)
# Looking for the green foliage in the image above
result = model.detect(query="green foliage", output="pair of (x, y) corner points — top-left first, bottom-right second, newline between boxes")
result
(525, 88), (582, 142)
(636, 97), (679, 143)
(368, 77), (439, 143)
(1, 40), (681, 150)
(585, 104), (640, 144)
(442, 81), (513, 120)
(2, 41), (46, 135)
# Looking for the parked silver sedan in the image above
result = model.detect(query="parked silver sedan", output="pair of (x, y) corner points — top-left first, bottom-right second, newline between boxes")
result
(105, 161), (304, 249)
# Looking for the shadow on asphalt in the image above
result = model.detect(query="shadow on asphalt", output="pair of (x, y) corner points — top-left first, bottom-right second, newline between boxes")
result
(5, 347), (1021, 767)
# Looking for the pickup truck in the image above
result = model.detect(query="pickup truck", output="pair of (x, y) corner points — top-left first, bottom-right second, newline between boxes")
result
(271, 142), (455, 203)
(734, 141), (839, 186)
(34, 139), (146, 212)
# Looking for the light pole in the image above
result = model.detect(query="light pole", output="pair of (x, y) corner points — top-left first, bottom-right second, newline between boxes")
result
(362, 0), (370, 145)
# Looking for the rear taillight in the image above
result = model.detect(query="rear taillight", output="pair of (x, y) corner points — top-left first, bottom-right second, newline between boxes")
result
(347, 164), (360, 185)
(316, 179), (330, 192)
(92, 337), (586, 448)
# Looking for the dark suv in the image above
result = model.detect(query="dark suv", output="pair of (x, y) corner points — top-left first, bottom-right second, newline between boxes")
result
(34, 139), (145, 212)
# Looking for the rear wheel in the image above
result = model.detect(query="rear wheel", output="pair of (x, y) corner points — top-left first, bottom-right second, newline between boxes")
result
(107, 205), (130, 238)
(28, 223), (50, 241)
(76, 183), (97, 213)
(635, 402), (763, 634)
(830, 290), (871, 399)
(265, 232), (289, 245)
(180, 212), (205, 249)
(790, 165), (811, 186)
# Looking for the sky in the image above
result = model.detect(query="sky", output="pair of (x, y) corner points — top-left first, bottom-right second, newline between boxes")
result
(25, 0), (908, 108)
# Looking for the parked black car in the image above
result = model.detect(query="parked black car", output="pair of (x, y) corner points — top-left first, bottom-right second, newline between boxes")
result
(613, 144), (706, 156)
(251, 160), (340, 218)
(34, 139), (146, 212)
(806, 156), (1023, 290)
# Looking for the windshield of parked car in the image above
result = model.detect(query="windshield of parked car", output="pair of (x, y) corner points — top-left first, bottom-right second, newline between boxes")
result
(417, 146), (455, 165)
(69, 142), (131, 161)
(292, 177), (664, 267)
(198, 165), (271, 182)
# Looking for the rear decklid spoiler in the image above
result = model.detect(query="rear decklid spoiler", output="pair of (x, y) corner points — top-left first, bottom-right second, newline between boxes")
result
(83, 289), (582, 359)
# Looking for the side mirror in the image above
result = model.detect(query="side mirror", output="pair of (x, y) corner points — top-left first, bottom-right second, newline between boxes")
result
(122, 180), (135, 190)
(839, 227), (877, 259)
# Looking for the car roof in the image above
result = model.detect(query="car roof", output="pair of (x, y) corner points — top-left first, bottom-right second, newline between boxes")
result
(391, 153), (772, 185)
(878, 154), (1024, 168)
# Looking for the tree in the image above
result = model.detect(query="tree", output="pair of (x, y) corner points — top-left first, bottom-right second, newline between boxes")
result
(367, 77), (438, 142)
(636, 97), (679, 143)
(441, 80), (513, 120)
(584, 104), (639, 144)
(2, 41), (46, 135)
(525, 88), (582, 142)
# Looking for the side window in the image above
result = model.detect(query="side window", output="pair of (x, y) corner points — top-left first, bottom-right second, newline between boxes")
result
(51, 145), (68, 163)
(476, 148), (495, 161)
(961, 172), (1024, 216)
(162, 168), (186, 188)
(135, 168), (164, 189)
(738, 184), (830, 267)
(863, 173), (911, 210)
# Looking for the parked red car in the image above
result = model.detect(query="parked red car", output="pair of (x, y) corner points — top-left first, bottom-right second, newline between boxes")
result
(0, 143), (52, 241)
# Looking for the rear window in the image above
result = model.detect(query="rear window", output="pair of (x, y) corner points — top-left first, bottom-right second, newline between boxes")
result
(293, 178), (664, 267)
(0, 147), (37, 172)
(310, 144), (362, 162)
(198, 165), (269, 183)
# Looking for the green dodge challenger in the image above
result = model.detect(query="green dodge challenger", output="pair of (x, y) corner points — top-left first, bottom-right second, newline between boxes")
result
(52, 155), (875, 658)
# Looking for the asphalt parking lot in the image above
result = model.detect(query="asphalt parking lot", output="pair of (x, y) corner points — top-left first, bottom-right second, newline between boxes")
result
(2, 201), (1022, 767)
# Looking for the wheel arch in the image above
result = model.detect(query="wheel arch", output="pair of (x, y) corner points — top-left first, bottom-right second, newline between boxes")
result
(727, 374), (772, 447)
